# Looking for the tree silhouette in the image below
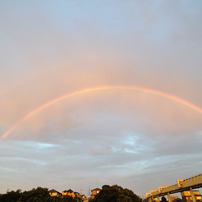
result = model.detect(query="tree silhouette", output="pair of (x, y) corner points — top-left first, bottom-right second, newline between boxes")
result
(161, 196), (167, 202)
(90, 184), (141, 202)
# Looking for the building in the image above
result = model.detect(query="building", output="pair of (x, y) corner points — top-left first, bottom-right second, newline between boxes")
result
(91, 188), (101, 199)
(181, 190), (202, 202)
(170, 196), (179, 201)
(62, 189), (75, 198)
(49, 189), (61, 197)
(75, 191), (81, 198)
(81, 194), (87, 200)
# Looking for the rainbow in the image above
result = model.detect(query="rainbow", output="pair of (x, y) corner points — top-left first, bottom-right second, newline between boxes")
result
(1, 86), (201, 139)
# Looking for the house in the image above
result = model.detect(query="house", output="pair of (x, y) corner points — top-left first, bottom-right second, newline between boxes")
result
(81, 194), (87, 200)
(170, 196), (179, 201)
(91, 188), (101, 199)
(181, 190), (202, 202)
(49, 189), (61, 197)
(62, 189), (75, 198)
(75, 191), (81, 198)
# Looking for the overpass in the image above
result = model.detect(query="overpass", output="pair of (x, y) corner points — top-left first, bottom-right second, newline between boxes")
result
(145, 174), (202, 202)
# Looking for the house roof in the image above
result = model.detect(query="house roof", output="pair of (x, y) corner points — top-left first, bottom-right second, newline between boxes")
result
(92, 188), (101, 191)
(49, 189), (61, 194)
(49, 189), (57, 193)
(63, 189), (74, 193)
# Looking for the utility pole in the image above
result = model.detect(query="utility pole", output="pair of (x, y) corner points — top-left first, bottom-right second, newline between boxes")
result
(88, 186), (91, 198)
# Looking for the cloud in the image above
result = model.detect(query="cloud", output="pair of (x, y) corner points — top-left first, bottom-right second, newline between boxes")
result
(0, 0), (202, 196)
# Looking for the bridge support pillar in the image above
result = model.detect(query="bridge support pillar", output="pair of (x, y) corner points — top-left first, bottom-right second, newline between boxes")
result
(156, 195), (160, 202)
(190, 187), (196, 202)
(167, 193), (172, 202)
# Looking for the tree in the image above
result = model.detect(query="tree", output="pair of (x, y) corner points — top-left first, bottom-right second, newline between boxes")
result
(0, 189), (22, 202)
(0, 187), (79, 202)
(161, 196), (167, 202)
(17, 187), (50, 201)
(91, 184), (141, 202)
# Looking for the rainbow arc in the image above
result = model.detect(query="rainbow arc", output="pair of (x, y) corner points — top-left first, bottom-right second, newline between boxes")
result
(1, 86), (201, 139)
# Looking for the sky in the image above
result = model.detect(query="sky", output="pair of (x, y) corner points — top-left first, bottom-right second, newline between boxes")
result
(0, 0), (202, 197)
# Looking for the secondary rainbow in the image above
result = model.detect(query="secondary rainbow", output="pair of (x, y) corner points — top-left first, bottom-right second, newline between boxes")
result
(1, 86), (201, 139)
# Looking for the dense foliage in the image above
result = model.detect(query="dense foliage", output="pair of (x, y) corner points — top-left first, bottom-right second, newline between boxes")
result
(0, 187), (81, 202)
(161, 196), (167, 202)
(89, 184), (141, 202)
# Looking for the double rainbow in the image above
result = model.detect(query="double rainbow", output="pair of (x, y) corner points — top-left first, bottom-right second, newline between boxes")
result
(1, 86), (201, 139)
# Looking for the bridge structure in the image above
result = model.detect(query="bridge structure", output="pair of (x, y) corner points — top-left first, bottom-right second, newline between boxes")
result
(145, 174), (202, 202)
